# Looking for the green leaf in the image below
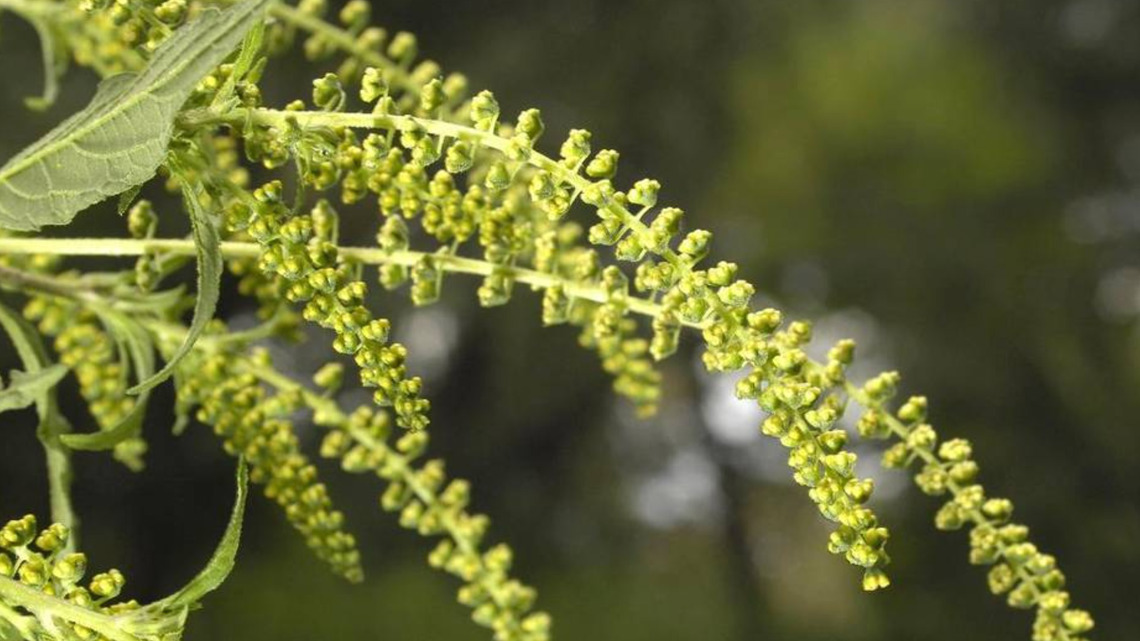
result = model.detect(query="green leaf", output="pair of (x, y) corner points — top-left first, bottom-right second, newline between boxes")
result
(60, 308), (154, 453)
(117, 183), (144, 216)
(126, 184), (221, 395)
(159, 458), (248, 610)
(0, 302), (77, 539)
(107, 461), (247, 639)
(210, 17), (265, 109)
(0, 0), (270, 231)
(0, 364), (68, 412)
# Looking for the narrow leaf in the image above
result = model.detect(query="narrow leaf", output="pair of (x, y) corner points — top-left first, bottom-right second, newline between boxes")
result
(23, 16), (68, 111)
(0, 364), (68, 412)
(126, 185), (221, 395)
(116, 182), (144, 216)
(210, 17), (265, 108)
(0, 0), (270, 231)
(152, 459), (249, 610)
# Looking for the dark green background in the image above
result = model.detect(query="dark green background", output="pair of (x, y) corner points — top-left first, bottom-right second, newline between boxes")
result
(1, 0), (1137, 639)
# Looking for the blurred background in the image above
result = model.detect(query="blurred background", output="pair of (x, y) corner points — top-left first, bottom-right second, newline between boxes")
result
(1, 0), (1139, 639)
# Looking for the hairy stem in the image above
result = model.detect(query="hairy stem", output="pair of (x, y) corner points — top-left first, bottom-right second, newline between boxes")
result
(0, 577), (137, 641)
(0, 237), (681, 324)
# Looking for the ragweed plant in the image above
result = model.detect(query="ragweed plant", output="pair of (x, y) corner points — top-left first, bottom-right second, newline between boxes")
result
(0, 0), (1097, 639)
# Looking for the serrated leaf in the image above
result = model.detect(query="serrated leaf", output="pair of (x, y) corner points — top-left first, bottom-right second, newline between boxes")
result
(0, 364), (68, 412)
(60, 308), (154, 453)
(126, 184), (221, 395)
(0, 0), (270, 231)
(106, 462), (247, 641)
(159, 458), (248, 609)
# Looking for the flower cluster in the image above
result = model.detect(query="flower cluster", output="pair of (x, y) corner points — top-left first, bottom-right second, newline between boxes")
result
(23, 296), (147, 470)
(0, 0), (1097, 639)
(197, 59), (889, 582)
(856, 377), (1094, 640)
(221, 188), (432, 431)
(0, 515), (137, 639)
(244, 348), (551, 641)
(173, 339), (364, 582)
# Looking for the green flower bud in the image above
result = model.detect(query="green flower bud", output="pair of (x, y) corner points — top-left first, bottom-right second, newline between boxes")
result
(35, 522), (70, 552)
(822, 452), (856, 477)
(862, 371), (900, 404)
(399, 500), (425, 529)
(411, 255), (441, 305)
(469, 90), (500, 130)
(338, 0), (370, 27)
(528, 171), (557, 202)
(127, 200), (156, 239)
(627, 178), (660, 208)
(818, 428), (847, 452)
(312, 72), (345, 111)
(746, 308), (783, 334)
(387, 31), (417, 63)
(18, 554), (48, 587)
(938, 438), (973, 462)
(949, 460), (980, 484)
(484, 161), (512, 192)
(717, 280), (755, 308)
(934, 501), (965, 530)
(428, 540), (454, 569)
(313, 363), (345, 390)
(477, 270), (514, 307)
(981, 498), (1013, 522)
(445, 140), (474, 173)
(52, 552), (88, 583)
(515, 108), (544, 143)
(420, 78), (447, 113)
(541, 286), (571, 325)
(987, 563), (1017, 594)
(154, 0), (186, 24)
(677, 230), (712, 263)
(857, 410), (891, 439)
(89, 569), (125, 599)
(881, 443), (911, 468)
(560, 129), (592, 167)
(1007, 582), (1037, 609)
(1062, 609), (1094, 633)
(1, 515), (37, 548)
(585, 149), (619, 179)
(379, 264), (408, 289)
(897, 396), (927, 423)
(906, 423), (938, 451)
(844, 479), (874, 504)
(862, 568), (890, 591)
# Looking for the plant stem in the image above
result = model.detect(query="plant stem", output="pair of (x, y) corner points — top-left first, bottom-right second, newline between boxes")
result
(266, 2), (417, 92)
(0, 237), (685, 326)
(0, 264), (100, 304)
(0, 577), (138, 641)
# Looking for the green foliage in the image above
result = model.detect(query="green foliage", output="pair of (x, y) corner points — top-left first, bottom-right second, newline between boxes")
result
(0, 0), (1102, 640)
(126, 181), (222, 395)
(0, 460), (246, 641)
(0, 362), (66, 413)
(0, 0), (269, 231)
